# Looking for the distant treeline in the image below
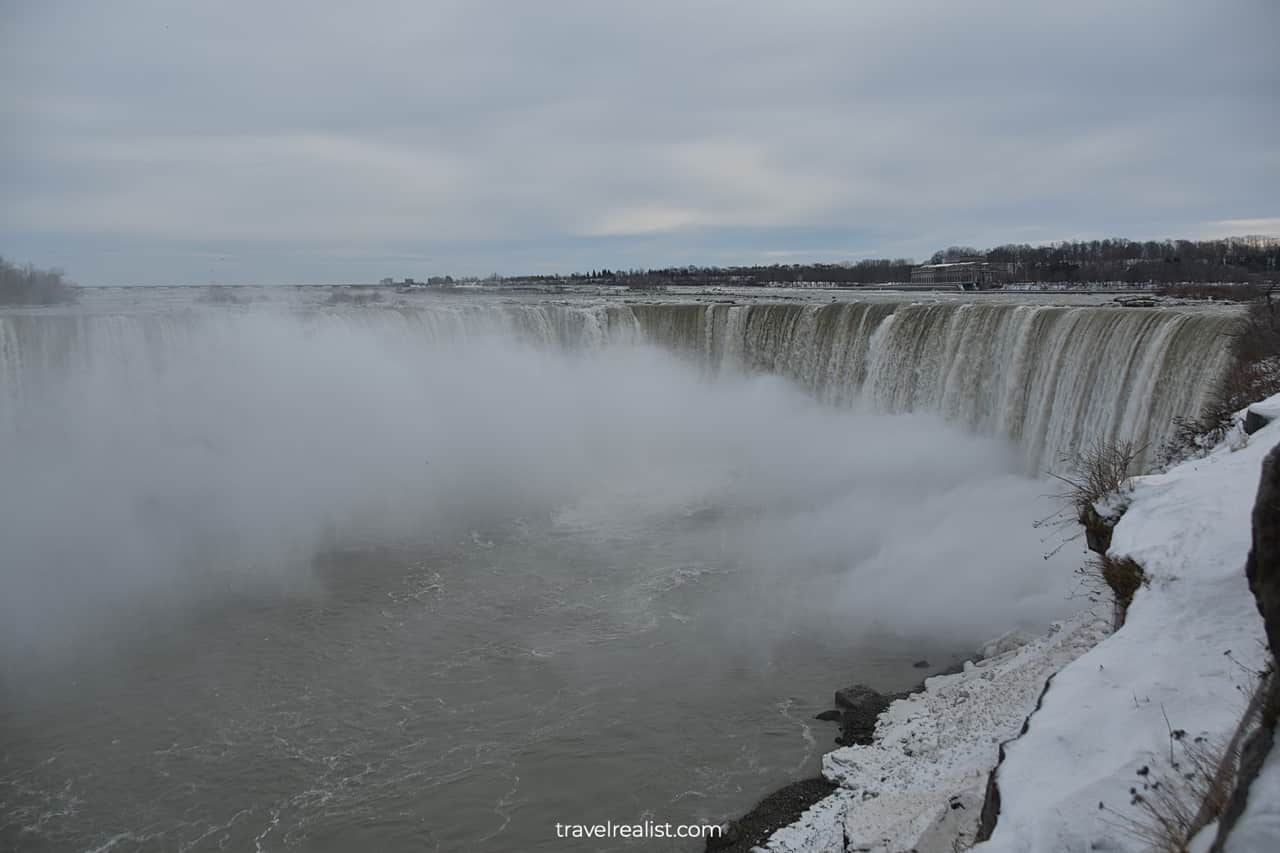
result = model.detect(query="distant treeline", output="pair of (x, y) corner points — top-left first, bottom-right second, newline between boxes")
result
(499, 237), (1279, 288)
(958, 237), (1278, 284)
(0, 256), (77, 305)
(506, 259), (916, 288)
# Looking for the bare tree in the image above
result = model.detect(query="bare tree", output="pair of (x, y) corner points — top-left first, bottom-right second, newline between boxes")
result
(0, 256), (77, 305)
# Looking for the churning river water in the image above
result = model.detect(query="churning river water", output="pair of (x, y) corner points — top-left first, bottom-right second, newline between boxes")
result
(0, 287), (1238, 851)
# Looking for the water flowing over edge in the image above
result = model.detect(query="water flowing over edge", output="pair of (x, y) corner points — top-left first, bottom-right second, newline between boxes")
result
(0, 298), (1239, 472)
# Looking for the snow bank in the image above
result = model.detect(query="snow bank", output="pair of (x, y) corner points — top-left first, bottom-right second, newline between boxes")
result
(759, 611), (1110, 852)
(758, 397), (1278, 853)
(1226, 746), (1280, 852)
(978, 403), (1277, 852)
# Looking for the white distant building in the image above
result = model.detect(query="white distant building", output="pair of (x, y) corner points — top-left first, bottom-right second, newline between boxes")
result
(910, 260), (1011, 290)
(1227, 235), (1280, 250)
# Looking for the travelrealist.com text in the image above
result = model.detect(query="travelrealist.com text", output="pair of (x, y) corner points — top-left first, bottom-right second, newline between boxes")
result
(554, 820), (724, 840)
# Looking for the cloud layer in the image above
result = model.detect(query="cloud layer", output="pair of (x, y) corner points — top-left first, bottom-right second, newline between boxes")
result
(2, 0), (1277, 283)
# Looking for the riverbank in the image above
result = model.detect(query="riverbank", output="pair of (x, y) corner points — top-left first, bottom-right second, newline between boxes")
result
(729, 399), (1278, 852)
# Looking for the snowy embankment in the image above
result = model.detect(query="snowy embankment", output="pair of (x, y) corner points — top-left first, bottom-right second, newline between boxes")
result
(979, 407), (1275, 852)
(757, 401), (1277, 853)
(762, 613), (1111, 853)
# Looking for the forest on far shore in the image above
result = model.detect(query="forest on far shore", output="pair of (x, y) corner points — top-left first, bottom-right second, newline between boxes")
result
(4, 236), (1278, 297)
(498, 236), (1279, 288)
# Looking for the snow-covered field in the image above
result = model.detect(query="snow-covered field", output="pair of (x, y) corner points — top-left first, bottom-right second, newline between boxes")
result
(758, 401), (1279, 852)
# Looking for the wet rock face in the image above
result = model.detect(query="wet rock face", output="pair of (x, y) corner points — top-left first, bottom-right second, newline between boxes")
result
(1243, 407), (1274, 436)
(1246, 443), (1280, 664)
(1081, 504), (1116, 553)
(834, 684), (884, 711)
(833, 685), (898, 746)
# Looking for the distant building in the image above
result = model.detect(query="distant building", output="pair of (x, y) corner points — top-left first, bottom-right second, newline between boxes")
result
(402, 278), (417, 286)
(910, 259), (1011, 290)
(379, 277), (394, 286)
(1228, 235), (1280, 250)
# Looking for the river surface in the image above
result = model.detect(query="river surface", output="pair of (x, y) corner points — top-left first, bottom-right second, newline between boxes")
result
(4, 519), (955, 852)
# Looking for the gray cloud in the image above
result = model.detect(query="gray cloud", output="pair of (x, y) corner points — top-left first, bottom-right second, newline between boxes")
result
(2, 0), (1277, 283)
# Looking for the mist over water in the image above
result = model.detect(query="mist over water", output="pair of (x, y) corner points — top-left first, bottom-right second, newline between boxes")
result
(2, 308), (1074, 665)
(3, 292), (1223, 851)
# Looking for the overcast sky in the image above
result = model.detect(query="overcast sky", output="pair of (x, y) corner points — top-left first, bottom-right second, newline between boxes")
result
(2, 0), (1277, 285)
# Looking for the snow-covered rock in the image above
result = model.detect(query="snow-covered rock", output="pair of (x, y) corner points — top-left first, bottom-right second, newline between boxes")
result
(978, 630), (1036, 661)
(757, 611), (1109, 852)
(977, 399), (1278, 852)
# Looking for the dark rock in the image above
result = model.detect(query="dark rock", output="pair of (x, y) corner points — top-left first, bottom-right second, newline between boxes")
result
(975, 671), (1060, 842)
(814, 709), (843, 723)
(834, 684), (896, 746)
(704, 778), (837, 853)
(1245, 443), (1280, 663)
(834, 684), (883, 710)
(1243, 407), (1272, 436)
(913, 659), (931, 669)
(975, 742), (1004, 844)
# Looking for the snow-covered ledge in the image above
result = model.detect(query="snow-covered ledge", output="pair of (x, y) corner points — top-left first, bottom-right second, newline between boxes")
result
(979, 411), (1272, 852)
(754, 401), (1278, 853)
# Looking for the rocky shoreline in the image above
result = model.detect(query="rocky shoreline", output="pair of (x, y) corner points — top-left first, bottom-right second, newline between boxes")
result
(703, 610), (1111, 852)
(706, 658), (971, 852)
(704, 778), (838, 853)
(822, 659), (968, 749)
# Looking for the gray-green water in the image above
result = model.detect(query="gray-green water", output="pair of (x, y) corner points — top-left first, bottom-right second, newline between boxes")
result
(4, 522), (952, 852)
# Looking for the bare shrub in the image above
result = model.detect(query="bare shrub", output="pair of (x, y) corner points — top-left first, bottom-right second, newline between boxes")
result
(1104, 666), (1270, 853)
(1076, 554), (1146, 628)
(1237, 293), (1280, 363)
(1135, 738), (1231, 853)
(1161, 291), (1280, 465)
(1102, 735), (1234, 853)
(1054, 441), (1141, 528)
(1102, 555), (1145, 624)
(1052, 442), (1145, 624)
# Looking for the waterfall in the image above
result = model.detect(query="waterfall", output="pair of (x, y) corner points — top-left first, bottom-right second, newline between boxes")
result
(0, 295), (1238, 472)
(626, 301), (1237, 471)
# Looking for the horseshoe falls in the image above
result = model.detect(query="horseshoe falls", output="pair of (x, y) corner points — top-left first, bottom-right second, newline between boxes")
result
(0, 294), (1239, 472)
